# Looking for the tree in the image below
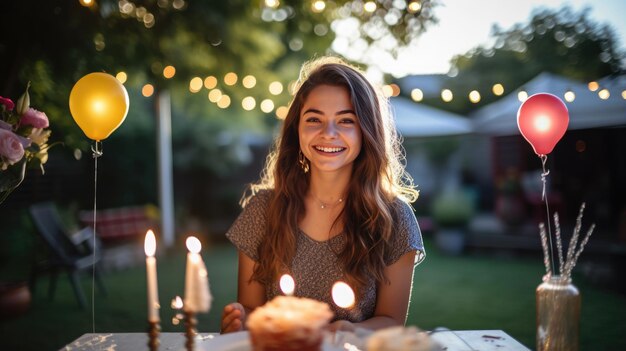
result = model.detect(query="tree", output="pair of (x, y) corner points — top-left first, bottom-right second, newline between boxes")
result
(420, 6), (624, 114)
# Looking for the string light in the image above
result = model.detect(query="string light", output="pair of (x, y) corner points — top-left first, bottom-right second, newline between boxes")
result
(564, 89), (576, 102)
(407, 1), (422, 14)
(276, 106), (288, 120)
(242, 75), (257, 88)
(517, 90), (528, 102)
(260, 99), (275, 113)
(441, 89), (453, 102)
(363, 1), (377, 13)
(269, 81), (283, 95)
(588, 81), (599, 91)
(224, 72), (238, 86)
(598, 88), (610, 100)
(382, 85), (393, 97)
(204, 76), (218, 89)
(142, 84), (154, 97)
(492, 83), (504, 96)
(189, 77), (203, 93)
(242, 96), (256, 111)
(469, 90), (481, 103)
(217, 95), (231, 108)
(115, 72), (128, 84)
(208, 89), (222, 103)
(79, 0), (94, 8)
(411, 88), (423, 102)
(265, 0), (280, 9)
(163, 66), (176, 79)
(622, 90), (626, 100)
(311, 0), (326, 13)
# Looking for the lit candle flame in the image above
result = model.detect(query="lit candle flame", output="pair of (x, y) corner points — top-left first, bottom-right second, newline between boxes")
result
(332, 281), (355, 308)
(144, 230), (156, 257)
(186, 236), (201, 254)
(171, 296), (183, 309)
(279, 274), (295, 295)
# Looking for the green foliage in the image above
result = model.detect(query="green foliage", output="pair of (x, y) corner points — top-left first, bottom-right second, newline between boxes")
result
(431, 189), (474, 227)
(438, 5), (625, 114)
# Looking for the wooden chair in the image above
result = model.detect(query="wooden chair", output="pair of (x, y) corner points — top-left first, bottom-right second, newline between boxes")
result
(29, 202), (107, 309)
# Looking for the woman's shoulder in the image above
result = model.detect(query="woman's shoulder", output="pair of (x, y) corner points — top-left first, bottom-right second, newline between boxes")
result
(243, 188), (274, 209)
(391, 196), (416, 220)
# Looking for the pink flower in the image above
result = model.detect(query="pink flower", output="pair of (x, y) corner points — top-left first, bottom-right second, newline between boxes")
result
(0, 129), (25, 165)
(0, 96), (14, 111)
(20, 108), (49, 128)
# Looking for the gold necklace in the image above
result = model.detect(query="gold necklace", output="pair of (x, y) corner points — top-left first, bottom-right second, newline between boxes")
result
(313, 194), (344, 209)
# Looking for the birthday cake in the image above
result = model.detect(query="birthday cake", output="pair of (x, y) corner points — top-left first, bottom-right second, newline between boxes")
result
(366, 326), (441, 351)
(246, 296), (334, 351)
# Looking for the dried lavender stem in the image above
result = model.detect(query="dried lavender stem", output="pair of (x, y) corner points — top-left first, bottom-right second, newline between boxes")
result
(566, 223), (596, 278)
(565, 203), (585, 274)
(565, 202), (585, 276)
(539, 223), (551, 276)
(554, 213), (564, 275)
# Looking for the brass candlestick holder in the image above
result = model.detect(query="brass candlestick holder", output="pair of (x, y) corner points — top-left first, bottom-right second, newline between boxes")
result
(184, 310), (197, 351)
(147, 321), (161, 351)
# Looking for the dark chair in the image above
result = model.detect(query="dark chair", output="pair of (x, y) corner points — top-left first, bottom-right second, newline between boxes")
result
(29, 202), (107, 309)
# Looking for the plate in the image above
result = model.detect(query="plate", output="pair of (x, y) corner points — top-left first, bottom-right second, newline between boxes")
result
(197, 331), (352, 351)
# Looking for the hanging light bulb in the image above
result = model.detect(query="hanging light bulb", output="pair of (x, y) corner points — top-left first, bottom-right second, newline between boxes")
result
(564, 89), (576, 102)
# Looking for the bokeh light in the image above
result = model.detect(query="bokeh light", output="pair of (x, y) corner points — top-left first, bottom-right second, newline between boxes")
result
(242, 96), (256, 111)
(517, 90), (528, 102)
(163, 65), (176, 79)
(242, 75), (257, 89)
(492, 83), (504, 96)
(204, 76), (218, 89)
(469, 90), (481, 103)
(142, 84), (155, 97)
(411, 88), (423, 102)
(115, 72), (128, 84)
(260, 99), (275, 113)
(189, 77), (203, 93)
(224, 72), (238, 86)
(269, 81), (283, 95)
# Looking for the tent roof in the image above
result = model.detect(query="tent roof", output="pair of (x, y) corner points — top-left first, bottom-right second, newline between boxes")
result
(390, 97), (473, 137)
(471, 72), (626, 136)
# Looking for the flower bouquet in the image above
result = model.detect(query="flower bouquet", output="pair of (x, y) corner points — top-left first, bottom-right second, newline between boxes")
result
(0, 83), (54, 204)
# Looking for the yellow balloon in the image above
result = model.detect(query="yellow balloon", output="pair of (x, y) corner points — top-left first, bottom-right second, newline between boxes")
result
(69, 72), (129, 141)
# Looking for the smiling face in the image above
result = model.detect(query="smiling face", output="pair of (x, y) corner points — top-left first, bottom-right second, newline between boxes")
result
(298, 84), (362, 175)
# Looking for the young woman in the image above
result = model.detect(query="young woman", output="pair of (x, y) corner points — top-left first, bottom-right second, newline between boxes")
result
(221, 56), (424, 333)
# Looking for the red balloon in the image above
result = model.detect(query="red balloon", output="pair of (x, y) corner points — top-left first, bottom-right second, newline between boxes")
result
(517, 93), (569, 155)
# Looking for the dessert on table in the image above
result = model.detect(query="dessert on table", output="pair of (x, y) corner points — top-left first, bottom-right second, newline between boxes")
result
(246, 295), (334, 351)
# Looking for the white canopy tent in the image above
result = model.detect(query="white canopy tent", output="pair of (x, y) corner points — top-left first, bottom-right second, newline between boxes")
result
(390, 97), (473, 137)
(471, 72), (626, 136)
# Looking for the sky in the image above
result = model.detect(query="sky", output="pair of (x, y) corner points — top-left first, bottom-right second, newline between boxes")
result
(374, 0), (626, 77)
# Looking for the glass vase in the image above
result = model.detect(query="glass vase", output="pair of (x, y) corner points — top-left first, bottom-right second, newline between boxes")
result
(536, 275), (580, 351)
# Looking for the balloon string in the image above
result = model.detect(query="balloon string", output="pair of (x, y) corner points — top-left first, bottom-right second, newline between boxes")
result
(91, 140), (102, 333)
(540, 154), (557, 276)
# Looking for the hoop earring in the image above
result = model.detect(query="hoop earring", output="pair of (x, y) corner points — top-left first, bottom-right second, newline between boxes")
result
(298, 150), (310, 173)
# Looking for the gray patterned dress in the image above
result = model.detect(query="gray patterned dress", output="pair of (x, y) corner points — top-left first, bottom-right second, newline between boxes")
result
(225, 190), (424, 322)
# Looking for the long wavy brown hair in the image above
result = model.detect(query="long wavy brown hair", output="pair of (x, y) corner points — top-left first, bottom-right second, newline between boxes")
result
(243, 56), (419, 290)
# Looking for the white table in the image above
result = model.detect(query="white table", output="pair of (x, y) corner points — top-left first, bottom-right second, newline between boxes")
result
(62, 330), (530, 351)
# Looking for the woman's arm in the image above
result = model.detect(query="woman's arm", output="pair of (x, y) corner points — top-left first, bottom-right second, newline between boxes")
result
(221, 251), (266, 333)
(330, 250), (417, 331)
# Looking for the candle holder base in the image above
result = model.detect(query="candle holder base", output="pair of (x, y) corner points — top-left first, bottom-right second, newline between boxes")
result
(148, 321), (161, 351)
(184, 310), (197, 351)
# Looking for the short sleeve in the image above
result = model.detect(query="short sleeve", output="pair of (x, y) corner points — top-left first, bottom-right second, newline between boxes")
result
(225, 190), (272, 261)
(385, 199), (425, 266)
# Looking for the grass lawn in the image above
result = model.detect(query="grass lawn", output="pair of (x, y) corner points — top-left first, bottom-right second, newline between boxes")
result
(1, 238), (624, 350)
